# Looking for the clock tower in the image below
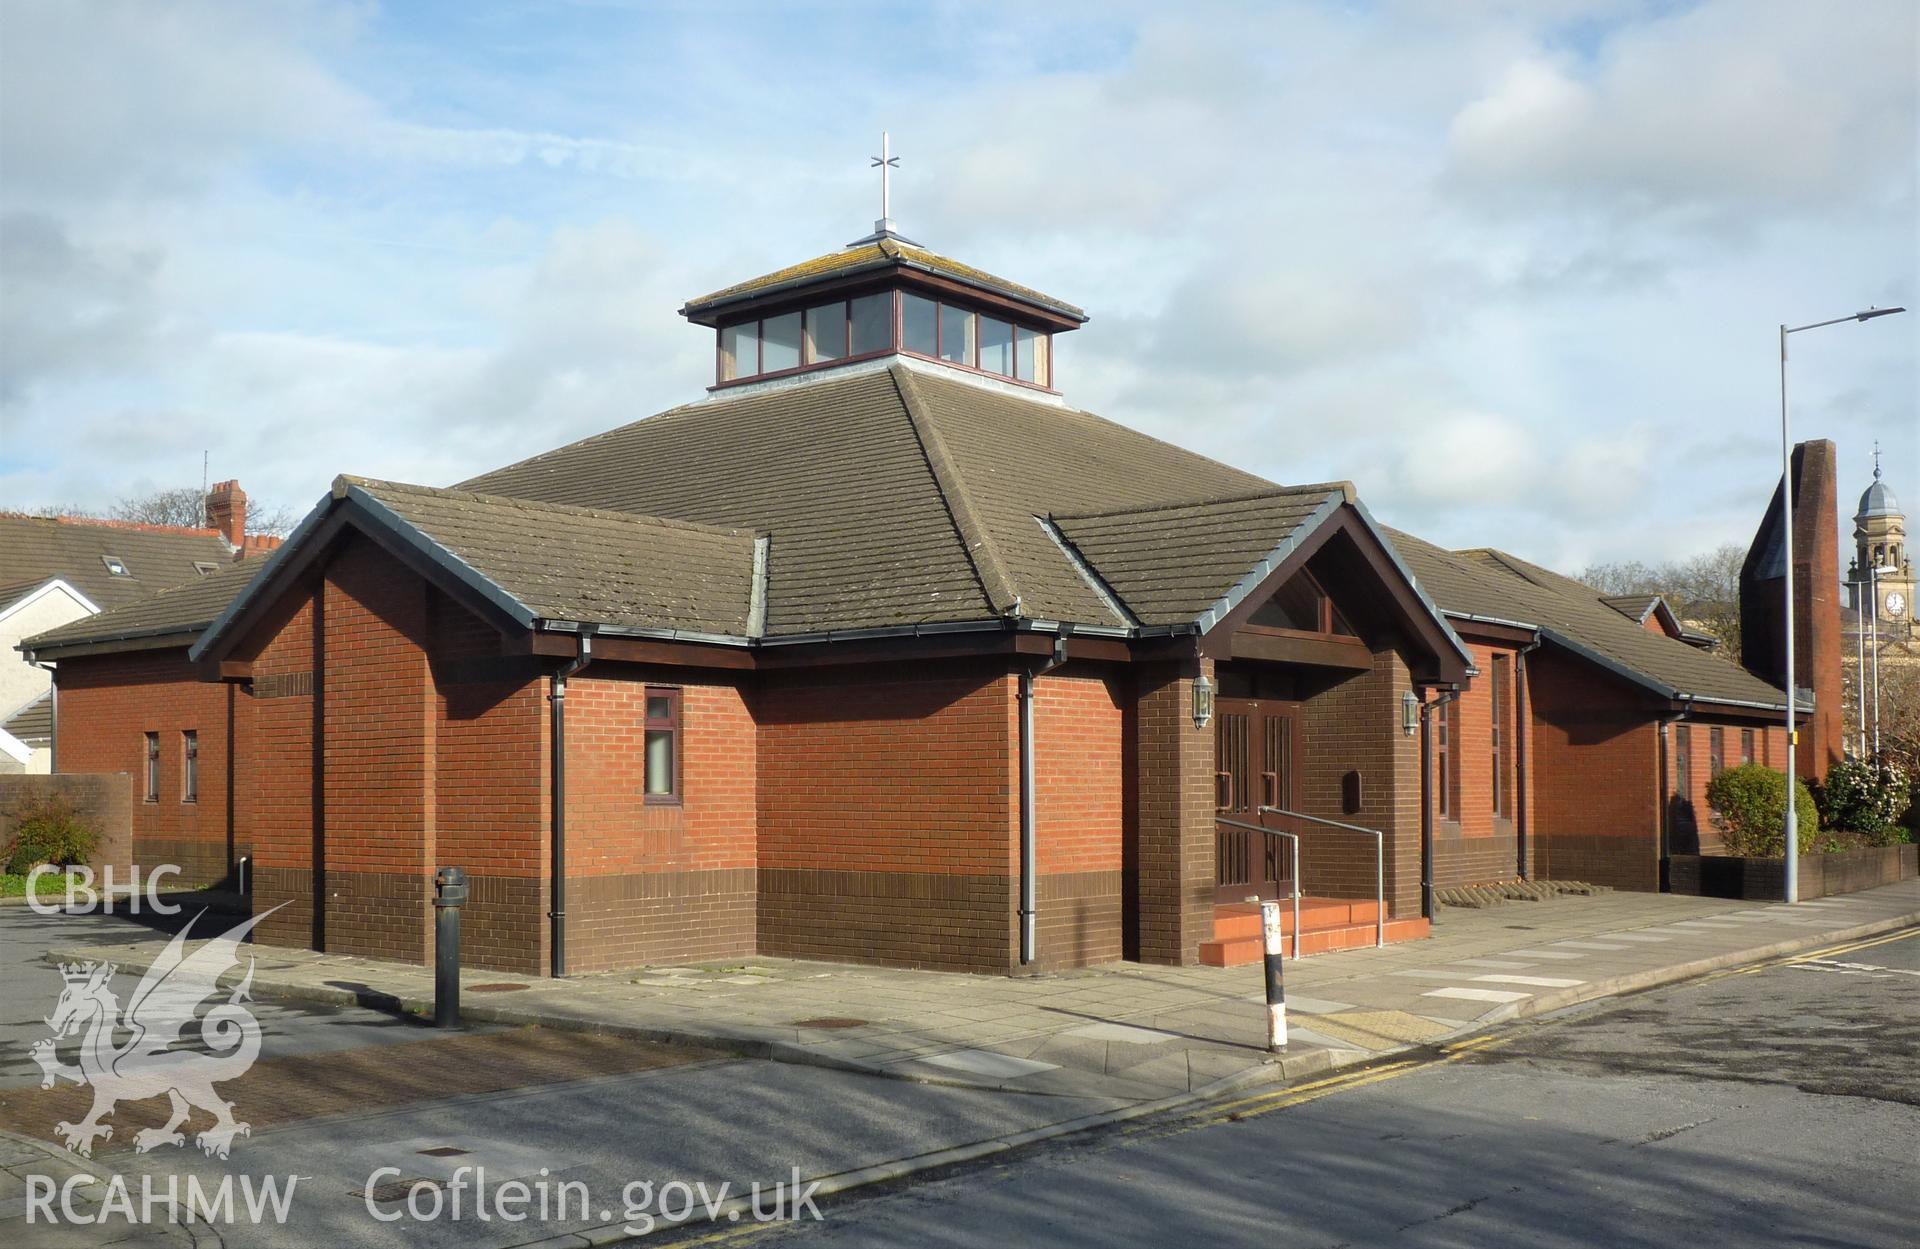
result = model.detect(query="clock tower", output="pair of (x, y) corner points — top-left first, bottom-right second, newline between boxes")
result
(1847, 446), (1914, 632)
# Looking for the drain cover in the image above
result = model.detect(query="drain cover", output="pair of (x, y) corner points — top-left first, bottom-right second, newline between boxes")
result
(469, 983), (531, 992)
(793, 1017), (869, 1030)
(364, 1177), (438, 1203)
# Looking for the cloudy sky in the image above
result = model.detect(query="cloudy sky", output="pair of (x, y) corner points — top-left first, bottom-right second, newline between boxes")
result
(2, 0), (1914, 571)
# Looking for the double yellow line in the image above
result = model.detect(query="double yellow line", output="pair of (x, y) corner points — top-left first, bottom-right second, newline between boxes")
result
(1197, 1031), (1518, 1125)
(1706, 923), (1918, 981)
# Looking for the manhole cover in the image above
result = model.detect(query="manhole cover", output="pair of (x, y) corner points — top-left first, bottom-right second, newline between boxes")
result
(364, 1177), (439, 1203)
(469, 983), (531, 993)
(793, 1017), (869, 1030)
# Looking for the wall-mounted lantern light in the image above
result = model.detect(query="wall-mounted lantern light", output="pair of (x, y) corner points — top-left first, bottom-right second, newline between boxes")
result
(1193, 674), (1214, 729)
(1401, 689), (1420, 737)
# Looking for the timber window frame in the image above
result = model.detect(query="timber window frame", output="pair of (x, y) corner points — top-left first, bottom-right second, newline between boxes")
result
(643, 687), (682, 805)
(144, 732), (160, 802)
(181, 730), (199, 804)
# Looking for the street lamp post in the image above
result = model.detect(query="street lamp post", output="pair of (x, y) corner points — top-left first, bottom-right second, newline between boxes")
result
(1776, 305), (1905, 905)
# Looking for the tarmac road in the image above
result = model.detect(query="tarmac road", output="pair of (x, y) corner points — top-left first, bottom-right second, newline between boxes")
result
(706, 926), (1920, 1249)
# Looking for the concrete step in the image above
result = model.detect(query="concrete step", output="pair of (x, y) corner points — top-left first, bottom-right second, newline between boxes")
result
(1199, 914), (1431, 966)
(1213, 897), (1384, 941)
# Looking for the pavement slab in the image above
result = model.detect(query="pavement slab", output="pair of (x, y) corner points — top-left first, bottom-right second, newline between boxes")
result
(27, 879), (1920, 1115)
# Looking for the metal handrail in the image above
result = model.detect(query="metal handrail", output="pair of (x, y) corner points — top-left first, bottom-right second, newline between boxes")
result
(1214, 816), (1301, 960)
(1260, 807), (1386, 949)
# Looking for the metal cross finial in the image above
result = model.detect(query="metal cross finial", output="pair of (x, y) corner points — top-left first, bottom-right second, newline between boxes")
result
(1873, 440), (1882, 480)
(870, 131), (899, 225)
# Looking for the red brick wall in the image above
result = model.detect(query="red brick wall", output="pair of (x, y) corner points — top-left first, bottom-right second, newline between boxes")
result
(1295, 646), (1423, 917)
(229, 539), (549, 971)
(1131, 658), (1215, 965)
(1528, 651), (1661, 890)
(756, 661), (1018, 971)
(561, 668), (757, 973)
(431, 599), (547, 974)
(242, 581), (321, 950)
(1031, 665), (1126, 967)
(1665, 717), (1791, 858)
(55, 649), (251, 888)
(1431, 639), (1532, 889)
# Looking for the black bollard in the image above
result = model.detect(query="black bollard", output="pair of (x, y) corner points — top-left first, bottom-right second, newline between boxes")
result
(1261, 898), (1287, 1051)
(433, 866), (468, 1028)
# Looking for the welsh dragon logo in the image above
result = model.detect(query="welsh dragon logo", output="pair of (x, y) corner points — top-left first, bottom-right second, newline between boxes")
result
(29, 907), (279, 1159)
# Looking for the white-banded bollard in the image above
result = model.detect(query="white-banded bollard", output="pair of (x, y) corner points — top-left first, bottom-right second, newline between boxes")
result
(1261, 898), (1287, 1051)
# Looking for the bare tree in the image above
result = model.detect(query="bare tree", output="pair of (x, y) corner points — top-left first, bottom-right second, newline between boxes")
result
(1575, 543), (1746, 661)
(38, 487), (300, 539)
(111, 486), (209, 528)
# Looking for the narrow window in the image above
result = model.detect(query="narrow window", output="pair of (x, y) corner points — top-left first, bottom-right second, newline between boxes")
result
(1740, 728), (1754, 766)
(144, 732), (160, 802)
(644, 687), (681, 802)
(1436, 699), (1455, 820)
(1709, 726), (1725, 777)
(977, 315), (1013, 376)
(1674, 726), (1691, 795)
(720, 321), (759, 380)
(804, 301), (847, 364)
(849, 292), (891, 356)
(1014, 326), (1040, 382)
(901, 293), (938, 356)
(939, 303), (974, 365)
(760, 311), (802, 373)
(182, 730), (199, 803)
(1490, 655), (1509, 819)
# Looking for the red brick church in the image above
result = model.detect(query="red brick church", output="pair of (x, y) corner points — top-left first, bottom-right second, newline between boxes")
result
(24, 215), (1817, 976)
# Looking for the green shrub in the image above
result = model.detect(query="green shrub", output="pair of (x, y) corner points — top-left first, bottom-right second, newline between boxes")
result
(1816, 757), (1913, 846)
(1706, 763), (1818, 858)
(3, 794), (98, 876)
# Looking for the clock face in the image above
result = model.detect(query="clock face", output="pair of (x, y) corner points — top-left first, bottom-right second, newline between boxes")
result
(1887, 590), (1907, 618)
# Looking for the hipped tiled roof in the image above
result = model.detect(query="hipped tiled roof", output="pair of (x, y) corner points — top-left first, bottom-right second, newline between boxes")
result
(460, 364), (1277, 636)
(1389, 529), (1792, 709)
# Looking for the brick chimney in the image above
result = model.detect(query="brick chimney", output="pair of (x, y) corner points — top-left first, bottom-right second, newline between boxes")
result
(206, 479), (247, 550)
(1739, 440), (1843, 778)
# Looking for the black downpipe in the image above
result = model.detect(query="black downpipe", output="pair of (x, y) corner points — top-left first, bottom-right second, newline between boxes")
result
(548, 634), (594, 978)
(1514, 635), (1542, 880)
(1018, 632), (1070, 966)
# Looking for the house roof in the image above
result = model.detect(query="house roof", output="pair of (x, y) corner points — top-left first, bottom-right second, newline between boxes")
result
(22, 562), (260, 653)
(1388, 528), (1794, 710)
(681, 238), (1087, 324)
(0, 514), (237, 611)
(1600, 593), (1663, 624)
(2, 690), (51, 745)
(458, 363), (1277, 637)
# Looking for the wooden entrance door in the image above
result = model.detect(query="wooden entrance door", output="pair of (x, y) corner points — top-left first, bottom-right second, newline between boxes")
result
(1214, 697), (1300, 902)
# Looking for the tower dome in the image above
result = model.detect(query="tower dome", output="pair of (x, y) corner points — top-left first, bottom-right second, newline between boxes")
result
(1856, 471), (1900, 521)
